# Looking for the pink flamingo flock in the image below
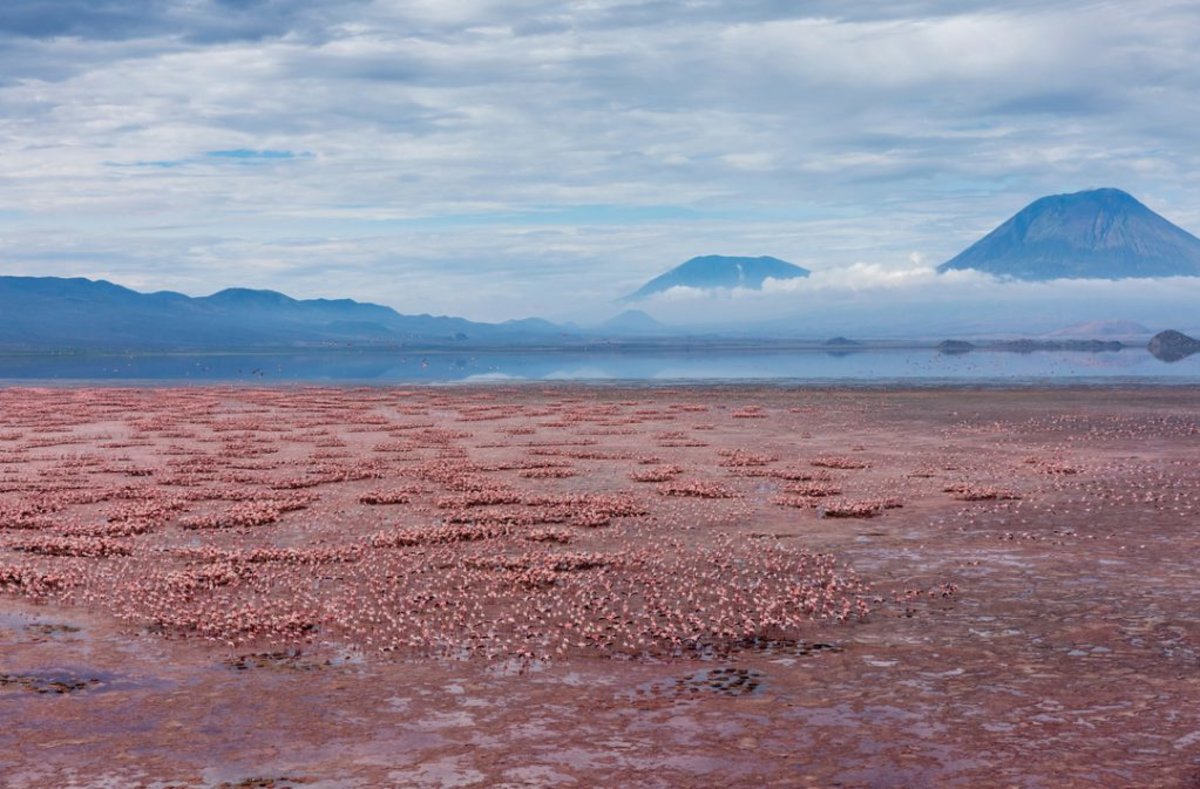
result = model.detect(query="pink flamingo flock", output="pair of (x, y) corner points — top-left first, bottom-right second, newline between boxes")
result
(7, 386), (1180, 663)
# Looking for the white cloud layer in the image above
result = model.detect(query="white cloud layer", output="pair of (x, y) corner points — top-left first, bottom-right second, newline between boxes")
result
(632, 267), (1200, 337)
(0, 1), (1198, 321)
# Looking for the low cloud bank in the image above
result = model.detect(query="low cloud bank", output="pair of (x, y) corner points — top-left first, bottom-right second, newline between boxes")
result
(635, 262), (1200, 337)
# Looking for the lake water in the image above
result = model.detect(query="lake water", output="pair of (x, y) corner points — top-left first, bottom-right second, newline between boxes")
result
(0, 347), (1196, 385)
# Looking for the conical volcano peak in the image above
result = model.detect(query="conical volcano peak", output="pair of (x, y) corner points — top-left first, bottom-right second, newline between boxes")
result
(938, 188), (1200, 280)
(1019, 188), (1144, 222)
(1066, 187), (1138, 203)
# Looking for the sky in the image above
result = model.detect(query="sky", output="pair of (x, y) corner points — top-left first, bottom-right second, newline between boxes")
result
(2, 0), (1200, 325)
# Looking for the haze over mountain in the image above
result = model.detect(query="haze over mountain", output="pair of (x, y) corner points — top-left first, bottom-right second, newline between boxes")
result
(623, 256), (810, 301)
(937, 188), (1200, 280)
(1045, 320), (1154, 338)
(598, 310), (669, 336)
(0, 277), (565, 351)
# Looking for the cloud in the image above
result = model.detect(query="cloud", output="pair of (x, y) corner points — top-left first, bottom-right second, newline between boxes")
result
(629, 265), (1200, 336)
(636, 259), (995, 303)
(769, 262), (987, 292)
(0, 1), (358, 44)
(205, 149), (305, 160)
(0, 1), (1197, 321)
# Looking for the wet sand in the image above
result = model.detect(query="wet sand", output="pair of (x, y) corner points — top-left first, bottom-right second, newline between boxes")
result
(1, 385), (1198, 788)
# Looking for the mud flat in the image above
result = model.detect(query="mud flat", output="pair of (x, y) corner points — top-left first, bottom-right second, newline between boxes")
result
(1, 385), (1198, 787)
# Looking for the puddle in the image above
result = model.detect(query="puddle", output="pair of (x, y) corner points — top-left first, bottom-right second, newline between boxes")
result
(485, 657), (549, 677)
(0, 611), (85, 637)
(0, 612), (31, 630)
(0, 669), (106, 695)
(0, 664), (164, 696)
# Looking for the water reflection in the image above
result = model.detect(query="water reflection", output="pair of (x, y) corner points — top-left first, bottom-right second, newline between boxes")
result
(0, 348), (1194, 385)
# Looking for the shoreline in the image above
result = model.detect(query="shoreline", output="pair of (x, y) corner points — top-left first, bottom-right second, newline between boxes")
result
(0, 378), (1198, 391)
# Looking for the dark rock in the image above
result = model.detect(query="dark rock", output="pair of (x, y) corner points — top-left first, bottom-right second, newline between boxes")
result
(937, 340), (976, 354)
(1148, 330), (1200, 362)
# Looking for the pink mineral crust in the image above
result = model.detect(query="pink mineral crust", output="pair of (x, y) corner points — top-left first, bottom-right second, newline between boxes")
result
(0, 385), (1198, 787)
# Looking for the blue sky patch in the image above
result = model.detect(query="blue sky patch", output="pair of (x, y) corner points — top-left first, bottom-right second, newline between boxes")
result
(205, 149), (305, 161)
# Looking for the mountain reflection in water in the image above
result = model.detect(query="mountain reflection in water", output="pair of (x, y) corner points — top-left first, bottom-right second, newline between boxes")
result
(0, 348), (1196, 385)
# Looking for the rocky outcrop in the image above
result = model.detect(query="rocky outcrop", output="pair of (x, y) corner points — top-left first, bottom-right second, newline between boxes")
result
(937, 340), (975, 355)
(1148, 330), (1200, 362)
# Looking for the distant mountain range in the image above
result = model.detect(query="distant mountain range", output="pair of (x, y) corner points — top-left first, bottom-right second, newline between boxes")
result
(1, 272), (1193, 353)
(623, 255), (809, 300)
(0, 277), (566, 351)
(938, 188), (1200, 280)
(6, 186), (1200, 353)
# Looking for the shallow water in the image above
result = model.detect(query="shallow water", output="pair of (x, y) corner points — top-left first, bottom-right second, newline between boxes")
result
(2, 385), (1199, 786)
(0, 346), (1197, 385)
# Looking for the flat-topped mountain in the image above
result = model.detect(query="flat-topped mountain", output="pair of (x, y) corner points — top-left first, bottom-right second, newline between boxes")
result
(1046, 320), (1153, 338)
(938, 188), (1200, 280)
(0, 276), (562, 351)
(623, 255), (809, 301)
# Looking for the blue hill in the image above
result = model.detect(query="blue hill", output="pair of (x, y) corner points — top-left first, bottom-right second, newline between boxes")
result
(0, 276), (564, 351)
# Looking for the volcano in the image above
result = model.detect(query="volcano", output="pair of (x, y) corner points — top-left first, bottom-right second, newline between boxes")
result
(937, 188), (1200, 280)
(623, 255), (810, 301)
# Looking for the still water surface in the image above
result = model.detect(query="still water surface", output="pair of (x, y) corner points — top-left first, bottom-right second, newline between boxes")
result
(0, 348), (1195, 385)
